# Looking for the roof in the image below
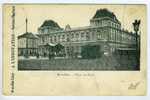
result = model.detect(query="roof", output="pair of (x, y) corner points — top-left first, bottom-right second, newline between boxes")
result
(92, 8), (120, 23)
(18, 32), (39, 39)
(40, 20), (61, 29)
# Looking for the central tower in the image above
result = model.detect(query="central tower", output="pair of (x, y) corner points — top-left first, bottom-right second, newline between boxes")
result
(90, 8), (121, 29)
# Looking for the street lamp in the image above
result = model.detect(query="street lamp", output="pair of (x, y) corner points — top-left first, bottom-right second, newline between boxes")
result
(25, 18), (29, 58)
(132, 19), (140, 70)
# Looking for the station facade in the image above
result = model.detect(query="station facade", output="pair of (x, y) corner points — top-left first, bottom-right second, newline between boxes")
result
(18, 9), (136, 58)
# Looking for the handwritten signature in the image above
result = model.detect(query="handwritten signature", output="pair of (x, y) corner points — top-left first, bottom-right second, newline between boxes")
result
(128, 82), (140, 90)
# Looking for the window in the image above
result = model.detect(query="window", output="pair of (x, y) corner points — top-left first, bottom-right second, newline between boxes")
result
(41, 29), (44, 34)
(58, 35), (60, 42)
(81, 32), (84, 38)
(50, 37), (53, 43)
(113, 31), (115, 41)
(109, 31), (111, 40)
(97, 33), (101, 40)
(44, 29), (48, 34)
(108, 21), (111, 26)
(116, 32), (118, 41)
(104, 21), (107, 26)
(86, 32), (90, 40)
(48, 37), (51, 43)
(76, 33), (79, 38)
(102, 20), (104, 26)
(92, 32), (95, 39)
(54, 36), (57, 42)
(110, 22), (113, 27)
(46, 36), (48, 42)
(67, 34), (70, 42)
(71, 33), (74, 38)
(42, 37), (44, 43)
(62, 35), (65, 39)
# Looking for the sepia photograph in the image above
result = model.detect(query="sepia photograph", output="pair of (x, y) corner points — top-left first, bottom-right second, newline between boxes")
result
(15, 5), (142, 70)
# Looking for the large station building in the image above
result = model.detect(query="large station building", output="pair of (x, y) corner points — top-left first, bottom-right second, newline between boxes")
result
(18, 8), (137, 58)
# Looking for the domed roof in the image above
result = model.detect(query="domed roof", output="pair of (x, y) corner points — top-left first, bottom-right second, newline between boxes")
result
(40, 20), (61, 28)
(92, 8), (119, 22)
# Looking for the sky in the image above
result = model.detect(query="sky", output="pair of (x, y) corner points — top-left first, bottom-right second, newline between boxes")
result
(4, 4), (147, 35)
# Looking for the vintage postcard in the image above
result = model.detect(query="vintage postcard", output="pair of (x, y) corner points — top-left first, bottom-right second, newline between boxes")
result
(3, 4), (147, 95)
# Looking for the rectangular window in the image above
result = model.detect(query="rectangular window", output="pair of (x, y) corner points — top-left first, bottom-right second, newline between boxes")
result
(62, 35), (65, 39)
(50, 37), (53, 43)
(54, 36), (57, 42)
(113, 30), (115, 41)
(71, 33), (74, 38)
(58, 35), (60, 42)
(111, 22), (113, 27)
(62, 35), (65, 42)
(108, 21), (111, 27)
(92, 32), (94, 39)
(42, 37), (44, 43)
(81, 32), (84, 38)
(76, 33), (79, 38)
(97, 33), (101, 40)
(110, 32), (112, 40)
(86, 32), (90, 40)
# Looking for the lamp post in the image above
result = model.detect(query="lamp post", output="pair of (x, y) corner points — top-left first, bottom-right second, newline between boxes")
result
(132, 19), (140, 70)
(25, 18), (29, 58)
